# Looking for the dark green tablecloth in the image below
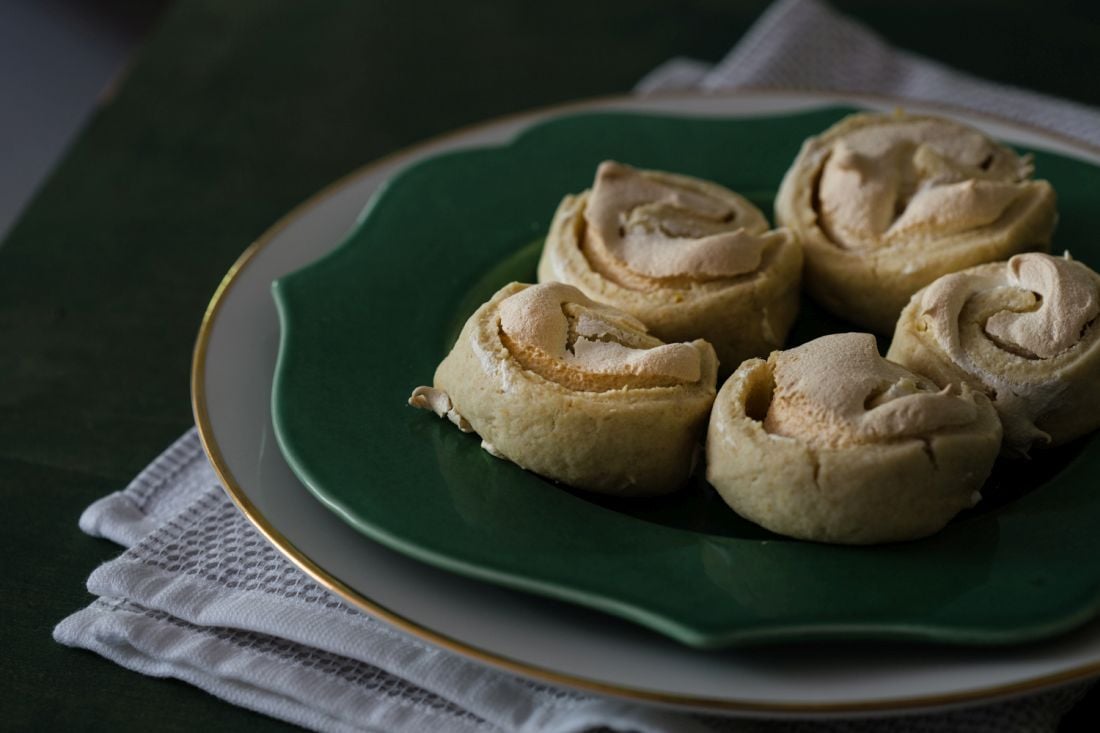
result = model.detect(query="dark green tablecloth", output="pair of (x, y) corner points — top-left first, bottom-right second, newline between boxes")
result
(4, 1), (1100, 729)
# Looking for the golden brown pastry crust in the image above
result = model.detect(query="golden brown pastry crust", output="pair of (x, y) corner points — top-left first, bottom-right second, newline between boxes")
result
(706, 333), (1002, 544)
(776, 112), (1057, 334)
(538, 161), (802, 374)
(411, 282), (718, 496)
(888, 253), (1100, 455)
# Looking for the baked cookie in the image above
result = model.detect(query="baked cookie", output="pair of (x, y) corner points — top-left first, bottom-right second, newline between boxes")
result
(888, 252), (1100, 456)
(706, 333), (1001, 544)
(538, 161), (801, 374)
(410, 281), (718, 496)
(775, 111), (1057, 334)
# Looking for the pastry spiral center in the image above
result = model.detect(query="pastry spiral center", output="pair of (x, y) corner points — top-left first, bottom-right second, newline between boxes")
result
(922, 253), (1099, 362)
(816, 120), (1030, 250)
(498, 282), (701, 391)
(983, 254), (1099, 359)
(582, 161), (774, 286)
(763, 333), (977, 449)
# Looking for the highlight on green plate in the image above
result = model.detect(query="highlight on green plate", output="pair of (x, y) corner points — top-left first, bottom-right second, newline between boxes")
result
(271, 105), (1100, 648)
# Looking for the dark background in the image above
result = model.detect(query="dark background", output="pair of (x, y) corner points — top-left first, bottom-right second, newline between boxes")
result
(3, 1), (1100, 729)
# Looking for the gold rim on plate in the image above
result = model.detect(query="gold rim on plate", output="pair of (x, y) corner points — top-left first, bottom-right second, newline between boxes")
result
(192, 90), (1100, 714)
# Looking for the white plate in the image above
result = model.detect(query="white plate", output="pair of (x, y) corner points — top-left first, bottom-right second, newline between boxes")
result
(192, 91), (1100, 717)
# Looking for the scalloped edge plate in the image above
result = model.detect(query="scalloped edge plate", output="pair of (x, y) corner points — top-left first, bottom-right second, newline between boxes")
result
(269, 99), (1100, 649)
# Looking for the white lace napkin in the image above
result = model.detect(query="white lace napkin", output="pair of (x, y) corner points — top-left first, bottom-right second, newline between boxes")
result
(638, 0), (1100, 149)
(56, 0), (1099, 730)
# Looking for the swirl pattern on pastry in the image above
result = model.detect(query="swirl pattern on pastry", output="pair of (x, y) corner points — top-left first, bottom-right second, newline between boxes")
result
(887, 252), (1100, 455)
(538, 161), (802, 374)
(707, 333), (1001, 544)
(776, 112), (1057, 334)
(410, 281), (718, 495)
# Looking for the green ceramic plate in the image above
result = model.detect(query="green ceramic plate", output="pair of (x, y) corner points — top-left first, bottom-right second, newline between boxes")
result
(271, 107), (1100, 648)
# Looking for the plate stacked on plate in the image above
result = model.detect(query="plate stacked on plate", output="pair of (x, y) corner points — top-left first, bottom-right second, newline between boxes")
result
(194, 91), (1100, 716)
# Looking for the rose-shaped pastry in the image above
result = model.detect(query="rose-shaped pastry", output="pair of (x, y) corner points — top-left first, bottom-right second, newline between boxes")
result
(707, 333), (1001, 544)
(538, 161), (802, 374)
(776, 112), (1057, 334)
(888, 253), (1100, 456)
(410, 281), (718, 496)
